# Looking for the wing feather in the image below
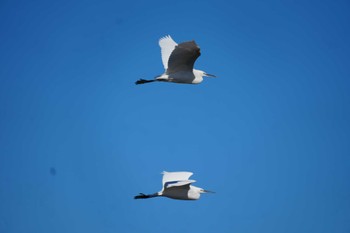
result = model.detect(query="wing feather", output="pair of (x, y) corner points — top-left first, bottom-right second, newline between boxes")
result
(162, 171), (193, 186)
(165, 180), (196, 188)
(166, 40), (200, 74)
(159, 35), (177, 70)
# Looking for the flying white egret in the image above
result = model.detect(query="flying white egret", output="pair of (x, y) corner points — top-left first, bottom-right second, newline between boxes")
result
(135, 35), (216, 85)
(134, 171), (214, 200)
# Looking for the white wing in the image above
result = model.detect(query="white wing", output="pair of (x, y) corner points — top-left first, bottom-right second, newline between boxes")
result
(165, 180), (196, 188)
(159, 35), (178, 70)
(162, 171), (193, 186)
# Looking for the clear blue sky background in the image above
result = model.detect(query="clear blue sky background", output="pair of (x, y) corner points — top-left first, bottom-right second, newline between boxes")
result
(1, 0), (350, 232)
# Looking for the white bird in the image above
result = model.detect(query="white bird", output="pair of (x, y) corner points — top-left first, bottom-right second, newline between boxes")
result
(135, 35), (216, 85)
(134, 171), (214, 200)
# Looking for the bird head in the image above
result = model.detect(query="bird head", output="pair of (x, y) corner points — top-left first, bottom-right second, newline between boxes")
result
(196, 69), (216, 78)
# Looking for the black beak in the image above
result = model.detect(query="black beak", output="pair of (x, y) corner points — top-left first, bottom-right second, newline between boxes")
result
(205, 73), (216, 78)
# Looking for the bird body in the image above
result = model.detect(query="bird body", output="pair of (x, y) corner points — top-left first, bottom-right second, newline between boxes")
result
(155, 70), (205, 84)
(162, 184), (202, 200)
(136, 36), (216, 85)
(134, 171), (214, 201)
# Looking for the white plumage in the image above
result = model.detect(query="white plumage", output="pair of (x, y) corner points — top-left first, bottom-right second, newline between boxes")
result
(134, 171), (214, 201)
(135, 35), (216, 85)
(158, 35), (177, 70)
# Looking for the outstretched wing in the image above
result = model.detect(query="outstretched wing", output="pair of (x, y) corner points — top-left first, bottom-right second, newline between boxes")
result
(166, 40), (200, 74)
(162, 171), (193, 187)
(164, 180), (196, 189)
(159, 35), (178, 70)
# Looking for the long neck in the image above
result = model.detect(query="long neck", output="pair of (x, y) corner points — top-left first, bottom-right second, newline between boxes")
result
(193, 69), (204, 84)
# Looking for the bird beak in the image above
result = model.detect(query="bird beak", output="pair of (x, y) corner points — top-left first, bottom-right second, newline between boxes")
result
(203, 189), (215, 193)
(204, 73), (216, 78)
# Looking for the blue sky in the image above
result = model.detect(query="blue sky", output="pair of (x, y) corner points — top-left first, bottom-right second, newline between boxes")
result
(1, 0), (350, 232)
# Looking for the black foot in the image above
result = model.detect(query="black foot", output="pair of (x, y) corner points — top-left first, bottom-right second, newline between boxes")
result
(134, 193), (158, 199)
(134, 193), (149, 199)
(135, 79), (155, 85)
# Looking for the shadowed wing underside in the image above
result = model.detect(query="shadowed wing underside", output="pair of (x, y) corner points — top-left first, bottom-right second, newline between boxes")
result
(166, 41), (201, 74)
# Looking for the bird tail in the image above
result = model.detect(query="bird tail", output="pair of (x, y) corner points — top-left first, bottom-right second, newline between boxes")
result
(134, 193), (159, 199)
(135, 79), (156, 85)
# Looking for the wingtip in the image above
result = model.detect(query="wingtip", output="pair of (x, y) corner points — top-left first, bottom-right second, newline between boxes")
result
(160, 35), (171, 40)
